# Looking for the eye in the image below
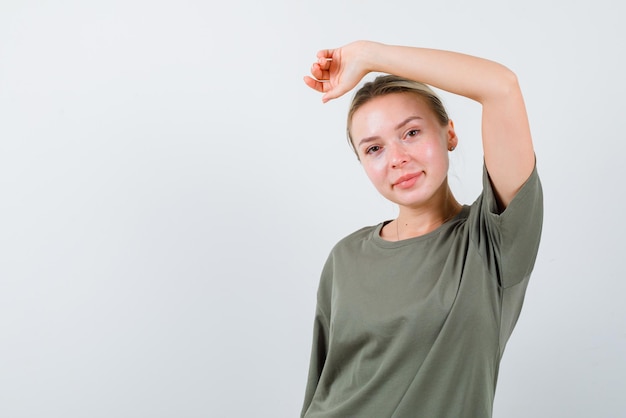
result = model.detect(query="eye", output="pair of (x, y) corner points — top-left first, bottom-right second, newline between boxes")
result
(365, 145), (381, 154)
(405, 129), (420, 138)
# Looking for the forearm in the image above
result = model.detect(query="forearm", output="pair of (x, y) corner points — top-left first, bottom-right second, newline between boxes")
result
(358, 41), (519, 104)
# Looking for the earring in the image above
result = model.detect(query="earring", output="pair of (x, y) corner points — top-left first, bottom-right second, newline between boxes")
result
(449, 146), (455, 151)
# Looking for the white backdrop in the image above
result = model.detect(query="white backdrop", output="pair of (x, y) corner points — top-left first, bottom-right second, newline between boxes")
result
(1, 1), (624, 417)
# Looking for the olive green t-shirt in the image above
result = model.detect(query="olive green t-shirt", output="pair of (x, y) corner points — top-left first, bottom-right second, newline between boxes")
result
(301, 166), (543, 418)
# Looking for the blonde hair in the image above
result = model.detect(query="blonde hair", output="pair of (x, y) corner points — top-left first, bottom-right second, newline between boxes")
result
(347, 75), (450, 156)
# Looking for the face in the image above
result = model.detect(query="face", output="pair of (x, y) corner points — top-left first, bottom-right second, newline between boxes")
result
(350, 93), (457, 209)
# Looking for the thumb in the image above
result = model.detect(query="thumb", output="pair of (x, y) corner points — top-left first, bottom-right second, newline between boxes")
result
(321, 91), (335, 103)
(322, 86), (348, 103)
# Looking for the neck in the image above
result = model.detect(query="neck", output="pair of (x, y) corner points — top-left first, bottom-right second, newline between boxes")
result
(385, 183), (461, 241)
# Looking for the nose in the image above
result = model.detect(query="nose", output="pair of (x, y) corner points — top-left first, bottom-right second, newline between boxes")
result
(389, 143), (409, 168)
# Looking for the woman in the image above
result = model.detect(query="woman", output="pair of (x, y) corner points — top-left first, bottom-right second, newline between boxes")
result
(300, 41), (543, 417)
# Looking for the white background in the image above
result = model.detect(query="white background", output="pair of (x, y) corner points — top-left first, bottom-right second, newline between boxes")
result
(1, 0), (624, 417)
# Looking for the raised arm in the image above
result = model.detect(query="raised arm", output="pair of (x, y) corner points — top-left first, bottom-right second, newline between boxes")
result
(304, 41), (535, 209)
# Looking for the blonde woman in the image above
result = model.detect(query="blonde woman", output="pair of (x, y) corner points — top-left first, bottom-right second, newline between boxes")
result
(301, 41), (543, 417)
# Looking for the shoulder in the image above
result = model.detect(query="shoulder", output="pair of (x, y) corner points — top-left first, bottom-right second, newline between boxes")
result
(332, 224), (381, 251)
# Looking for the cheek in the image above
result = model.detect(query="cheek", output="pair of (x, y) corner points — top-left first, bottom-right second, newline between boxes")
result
(362, 159), (387, 185)
(370, 155), (388, 172)
(422, 140), (449, 166)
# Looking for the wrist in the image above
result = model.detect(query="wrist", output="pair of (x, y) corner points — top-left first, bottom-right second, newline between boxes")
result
(355, 40), (385, 73)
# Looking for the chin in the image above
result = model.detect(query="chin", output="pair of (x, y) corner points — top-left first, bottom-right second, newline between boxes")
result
(390, 189), (432, 205)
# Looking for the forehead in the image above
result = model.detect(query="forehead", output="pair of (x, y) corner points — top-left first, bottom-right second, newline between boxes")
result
(350, 93), (435, 133)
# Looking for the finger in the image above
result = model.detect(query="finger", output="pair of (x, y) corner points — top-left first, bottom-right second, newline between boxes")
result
(315, 49), (334, 70)
(317, 57), (333, 71)
(303, 76), (326, 93)
(310, 63), (326, 81)
(315, 49), (333, 60)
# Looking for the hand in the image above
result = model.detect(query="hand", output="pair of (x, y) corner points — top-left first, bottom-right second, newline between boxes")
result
(303, 41), (373, 103)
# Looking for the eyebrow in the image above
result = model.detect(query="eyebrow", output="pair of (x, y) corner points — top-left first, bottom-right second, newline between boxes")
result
(357, 116), (424, 148)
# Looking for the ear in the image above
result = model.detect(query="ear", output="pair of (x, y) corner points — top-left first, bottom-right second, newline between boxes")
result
(446, 120), (458, 150)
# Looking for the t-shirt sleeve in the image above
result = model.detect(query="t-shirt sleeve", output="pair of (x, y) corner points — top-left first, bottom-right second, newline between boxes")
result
(468, 162), (544, 289)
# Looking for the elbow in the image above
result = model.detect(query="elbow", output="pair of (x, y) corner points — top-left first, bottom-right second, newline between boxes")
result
(479, 65), (522, 103)
(495, 65), (521, 97)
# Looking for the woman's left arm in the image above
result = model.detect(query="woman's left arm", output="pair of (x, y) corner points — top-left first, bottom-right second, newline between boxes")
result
(305, 41), (535, 208)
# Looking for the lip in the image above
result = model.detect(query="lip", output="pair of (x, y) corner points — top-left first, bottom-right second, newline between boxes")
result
(393, 172), (422, 189)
